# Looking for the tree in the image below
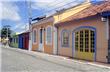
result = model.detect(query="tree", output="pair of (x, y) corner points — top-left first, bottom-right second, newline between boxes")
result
(1, 25), (12, 38)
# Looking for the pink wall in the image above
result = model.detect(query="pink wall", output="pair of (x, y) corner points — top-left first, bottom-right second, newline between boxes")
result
(57, 15), (108, 62)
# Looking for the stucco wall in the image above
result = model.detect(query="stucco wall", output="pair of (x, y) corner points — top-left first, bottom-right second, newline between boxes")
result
(57, 15), (108, 62)
(10, 42), (18, 48)
(32, 22), (54, 54)
(53, 2), (91, 23)
(32, 25), (39, 51)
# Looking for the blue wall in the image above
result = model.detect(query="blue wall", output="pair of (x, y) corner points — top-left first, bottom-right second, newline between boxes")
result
(18, 34), (24, 49)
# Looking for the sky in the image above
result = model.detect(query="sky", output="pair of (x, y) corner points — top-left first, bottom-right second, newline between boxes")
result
(0, 0), (103, 33)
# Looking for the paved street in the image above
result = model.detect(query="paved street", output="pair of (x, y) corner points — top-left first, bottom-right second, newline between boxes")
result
(1, 47), (110, 72)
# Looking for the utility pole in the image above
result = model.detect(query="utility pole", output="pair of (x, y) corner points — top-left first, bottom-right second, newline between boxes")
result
(25, 0), (32, 31)
(26, 0), (32, 51)
(28, 0), (32, 31)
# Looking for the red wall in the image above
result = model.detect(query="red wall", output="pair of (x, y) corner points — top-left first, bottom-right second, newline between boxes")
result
(23, 32), (29, 50)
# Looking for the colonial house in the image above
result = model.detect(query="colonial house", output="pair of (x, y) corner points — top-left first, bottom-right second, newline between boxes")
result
(31, 0), (92, 54)
(10, 34), (18, 48)
(31, 16), (54, 54)
(55, 1), (110, 63)
(30, 1), (110, 63)
(18, 32), (29, 50)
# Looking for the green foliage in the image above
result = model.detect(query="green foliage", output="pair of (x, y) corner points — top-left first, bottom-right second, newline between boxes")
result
(1, 25), (12, 38)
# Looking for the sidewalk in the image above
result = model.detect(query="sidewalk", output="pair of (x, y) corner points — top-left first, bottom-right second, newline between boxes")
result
(4, 47), (110, 69)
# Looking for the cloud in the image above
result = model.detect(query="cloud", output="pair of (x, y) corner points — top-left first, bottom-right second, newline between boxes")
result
(31, 0), (76, 10)
(0, 0), (25, 2)
(0, 1), (21, 21)
(12, 22), (29, 33)
(32, 0), (56, 3)
(31, 0), (82, 16)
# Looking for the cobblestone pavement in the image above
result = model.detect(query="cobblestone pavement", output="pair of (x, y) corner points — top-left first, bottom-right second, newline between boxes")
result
(1, 47), (110, 72)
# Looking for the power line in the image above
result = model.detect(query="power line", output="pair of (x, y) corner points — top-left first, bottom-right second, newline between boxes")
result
(32, 0), (78, 17)
(15, 1), (105, 31)
(42, 0), (84, 15)
(30, 0), (61, 13)
(33, 0), (82, 17)
(30, 0), (105, 19)
(41, 0), (103, 17)
(45, 0), (61, 7)
(25, 0), (103, 17)
(46, 0), (73, 9)
(25, 0), (32, 31)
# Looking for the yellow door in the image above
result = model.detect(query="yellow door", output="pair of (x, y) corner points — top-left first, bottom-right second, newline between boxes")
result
(74, 29), (95, 61)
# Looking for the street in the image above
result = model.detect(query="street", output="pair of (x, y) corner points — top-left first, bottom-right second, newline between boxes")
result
(1, 47), (110, 72)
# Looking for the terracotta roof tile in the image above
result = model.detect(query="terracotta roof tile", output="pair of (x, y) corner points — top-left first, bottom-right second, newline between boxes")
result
(59, 1), (110, 23)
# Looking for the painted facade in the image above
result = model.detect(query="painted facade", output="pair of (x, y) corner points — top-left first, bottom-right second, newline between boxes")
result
(18, 34), (24, 49)
(55, 1), (110, 63)
(57, 15), (109, 62)
(53, 1), (91, 23)
(31, 1), (92, 54)
(32, 17), (54, 54)
(10, 35), (18, 48)
(30, 1), (110, 63)
(18, 32), (29, 50)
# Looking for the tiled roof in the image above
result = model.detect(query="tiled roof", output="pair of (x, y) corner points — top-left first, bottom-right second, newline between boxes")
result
(58, 1), (110, 24)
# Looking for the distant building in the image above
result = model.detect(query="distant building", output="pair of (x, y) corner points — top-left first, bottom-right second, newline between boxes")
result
(18, 31), (29, 50)
(10, 35), (18, 48)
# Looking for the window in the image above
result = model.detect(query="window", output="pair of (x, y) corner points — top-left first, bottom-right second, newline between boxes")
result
(33, 29), (37, 43)
(61, 30), (69, 47)
(80, 30), (84, 52)
(40, 29), (43, 43)
(90, 30), (95, 52)
(75, 29), (95, 53)
(46, 26), (52, 44)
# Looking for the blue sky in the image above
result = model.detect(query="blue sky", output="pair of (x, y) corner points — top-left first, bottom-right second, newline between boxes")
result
(0, 0), (102, 33)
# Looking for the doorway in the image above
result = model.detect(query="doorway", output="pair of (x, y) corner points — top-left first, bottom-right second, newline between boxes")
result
(72, 27), (96, 61)
(39, 28), (44, 52)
